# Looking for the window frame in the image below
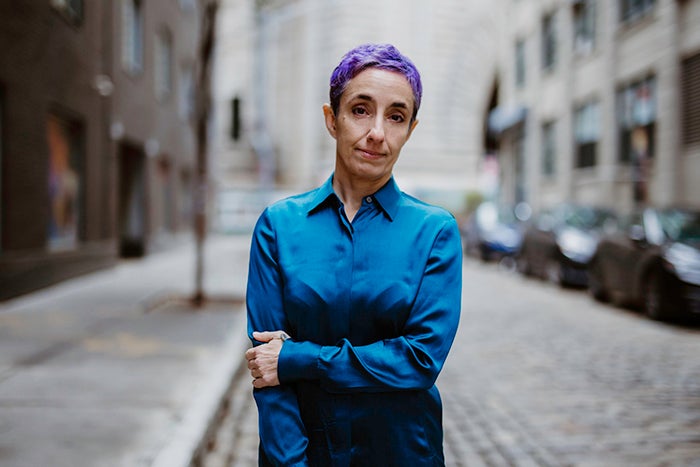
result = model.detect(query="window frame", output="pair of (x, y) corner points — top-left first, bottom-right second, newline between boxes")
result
(50, 0), (84, 26)
(573, 0), (596, 56)
(155, 27), (174, 100)
(515, 39), (526, 88)
(681, 52), (700, 146)
(541, 12), (557, 72)
(574, 100), (600, 169)
(46, 110), (86, 252)
(619, 0), (656, 24)
(616, 75), (656, 164)
(541, 120), (557, 177)
(122, 0), (144, 75)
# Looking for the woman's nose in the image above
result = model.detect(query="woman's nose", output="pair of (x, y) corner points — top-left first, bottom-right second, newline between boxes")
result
(367, 118), (385, 142)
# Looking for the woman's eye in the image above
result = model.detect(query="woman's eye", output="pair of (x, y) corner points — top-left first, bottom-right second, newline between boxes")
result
(389, 114), (405, 123)
(352, 107), (368, 116)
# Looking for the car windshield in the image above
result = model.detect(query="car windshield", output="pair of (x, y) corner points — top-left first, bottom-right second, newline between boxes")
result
(563, 207), (615, 230)
(658, 209), (700, 244)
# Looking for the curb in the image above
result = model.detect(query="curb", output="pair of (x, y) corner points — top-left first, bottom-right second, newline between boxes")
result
(150, 306), (249, 467)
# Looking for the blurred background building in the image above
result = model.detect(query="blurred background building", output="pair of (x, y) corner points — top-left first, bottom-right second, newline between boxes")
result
(1, 0), (699, 299)
(0, 0), (201, 299)
(211, 0), (504, 232)
(491, 0), (700, 214)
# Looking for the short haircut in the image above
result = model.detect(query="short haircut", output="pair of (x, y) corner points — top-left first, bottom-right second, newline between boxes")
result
(329, 43), (422, 122)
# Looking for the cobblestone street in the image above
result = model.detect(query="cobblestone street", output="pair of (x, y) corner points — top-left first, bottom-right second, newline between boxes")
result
(204, 258), (700, 467)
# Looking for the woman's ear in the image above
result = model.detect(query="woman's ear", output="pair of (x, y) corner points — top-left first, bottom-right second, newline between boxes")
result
(323, 104), (337, 139)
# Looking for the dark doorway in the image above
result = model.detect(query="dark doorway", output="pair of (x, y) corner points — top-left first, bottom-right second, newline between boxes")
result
(118, 143), (147, 257)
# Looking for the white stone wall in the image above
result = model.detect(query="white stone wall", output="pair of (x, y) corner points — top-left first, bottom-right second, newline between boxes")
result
(212, 0), (507, 214)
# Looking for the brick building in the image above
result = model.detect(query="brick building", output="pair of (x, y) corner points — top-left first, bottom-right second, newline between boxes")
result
(0, 0), (201, 300)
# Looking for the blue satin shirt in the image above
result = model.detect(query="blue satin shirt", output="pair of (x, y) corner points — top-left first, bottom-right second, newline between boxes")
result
(246, 176), (462, 466)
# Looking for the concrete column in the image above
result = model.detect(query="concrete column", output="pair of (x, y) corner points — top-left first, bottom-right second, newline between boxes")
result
(654, 0), (681, 206)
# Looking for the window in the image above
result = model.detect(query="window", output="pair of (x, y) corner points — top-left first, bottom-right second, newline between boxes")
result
(573, 0), (596, 56)
(617, 76), (656, 163)
(515, 40), (526, 88)
(46, 113), (84, 251)
(619, 0), (656, 23)
(230, 97), (242, 141)
(179, 0), (197, 13)
(574, 101), (600, 168)
(682, 53), (700, 146)
(542, 12), (557, 71)
(542, 121), (556, 177)
(178, 65), (195, 120)
(155, 28), (173, 99)
(122, 0), (144, 74)
(50, 0), (83, 25)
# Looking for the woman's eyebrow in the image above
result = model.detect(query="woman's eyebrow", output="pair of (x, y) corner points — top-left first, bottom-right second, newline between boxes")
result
(352, 94), (409, 110)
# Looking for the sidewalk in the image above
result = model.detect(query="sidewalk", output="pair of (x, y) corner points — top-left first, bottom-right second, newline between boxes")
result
(0, 234), (252, 467)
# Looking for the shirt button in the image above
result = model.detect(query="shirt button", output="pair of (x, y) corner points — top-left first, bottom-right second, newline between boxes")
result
(366, 196), (373, 203)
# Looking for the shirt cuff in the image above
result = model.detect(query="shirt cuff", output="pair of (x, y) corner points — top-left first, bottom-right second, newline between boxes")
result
(278, 340), (322, 383)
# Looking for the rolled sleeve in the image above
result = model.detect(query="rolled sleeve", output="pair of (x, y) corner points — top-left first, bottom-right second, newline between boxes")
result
(278, 340), (322, 383)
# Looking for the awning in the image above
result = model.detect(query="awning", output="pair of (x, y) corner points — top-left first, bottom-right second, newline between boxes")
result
(488, 105), (527, 135)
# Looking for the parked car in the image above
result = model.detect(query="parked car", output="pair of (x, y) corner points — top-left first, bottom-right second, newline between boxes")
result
(588, 207), (700, 321)
(516, 204), (617, 287)
(461, 202), (529, 263)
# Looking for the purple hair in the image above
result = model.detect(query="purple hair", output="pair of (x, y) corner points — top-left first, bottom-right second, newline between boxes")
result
(329, 43), (422, 122)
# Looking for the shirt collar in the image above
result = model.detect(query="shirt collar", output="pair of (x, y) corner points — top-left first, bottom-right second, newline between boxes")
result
(307, 174), (401, 221)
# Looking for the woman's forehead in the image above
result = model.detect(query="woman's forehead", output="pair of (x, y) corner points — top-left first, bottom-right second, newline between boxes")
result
(342, 68), (414, 107)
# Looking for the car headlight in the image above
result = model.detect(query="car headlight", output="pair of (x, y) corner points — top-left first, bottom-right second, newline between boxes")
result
(558, 229), (596, 263)
(663, 243), (700, 285)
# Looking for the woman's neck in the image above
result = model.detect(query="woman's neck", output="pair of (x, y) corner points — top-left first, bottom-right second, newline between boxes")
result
(332, 173), (389, 222)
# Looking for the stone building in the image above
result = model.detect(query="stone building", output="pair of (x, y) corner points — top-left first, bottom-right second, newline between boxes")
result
(0, 0), (201, 300)
(490, 0), (700, 214)
(211, 0), (505, 232)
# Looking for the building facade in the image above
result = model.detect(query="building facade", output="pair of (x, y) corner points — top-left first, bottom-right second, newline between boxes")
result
(0, 0), (201, 300)
(491, 0), (700, 214)
(211, 0), (506, 232)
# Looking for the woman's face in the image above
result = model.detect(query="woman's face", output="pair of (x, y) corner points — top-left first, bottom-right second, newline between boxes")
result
(324, 68), (418, 186)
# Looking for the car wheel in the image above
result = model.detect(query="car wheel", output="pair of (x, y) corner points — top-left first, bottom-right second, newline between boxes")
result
(479, 245), (490, 262)
(588, 260), (609, 302)
(642, 270), (668, 321)
(516, 252), (532, 276)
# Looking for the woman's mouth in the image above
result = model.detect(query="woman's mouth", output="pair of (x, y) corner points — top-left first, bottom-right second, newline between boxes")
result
(357, 148), (384, 159)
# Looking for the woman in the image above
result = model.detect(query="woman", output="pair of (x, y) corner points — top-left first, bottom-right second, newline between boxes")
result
(245, 43), (462, 466)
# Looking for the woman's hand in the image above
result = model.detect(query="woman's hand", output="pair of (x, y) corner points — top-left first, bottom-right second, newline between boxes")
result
(245, 331), (289, 389)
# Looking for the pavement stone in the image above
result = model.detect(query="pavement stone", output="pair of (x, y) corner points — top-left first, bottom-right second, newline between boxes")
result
(0, 234), (252, 467)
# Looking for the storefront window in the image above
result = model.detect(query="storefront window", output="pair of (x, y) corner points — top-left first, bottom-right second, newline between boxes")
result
(47, 113), (83, 251)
